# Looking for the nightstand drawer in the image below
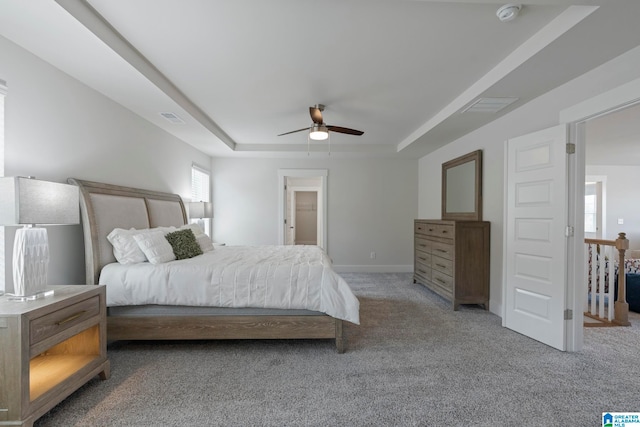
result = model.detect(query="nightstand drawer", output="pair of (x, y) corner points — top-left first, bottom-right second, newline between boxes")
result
(30, 295), (100, 345)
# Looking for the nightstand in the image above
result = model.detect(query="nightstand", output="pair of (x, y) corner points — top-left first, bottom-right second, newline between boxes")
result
(0, 285), (110, 427)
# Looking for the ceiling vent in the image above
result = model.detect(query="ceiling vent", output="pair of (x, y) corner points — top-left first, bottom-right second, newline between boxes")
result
(159, 112), (186, 124)
(460, 97), (519, 114)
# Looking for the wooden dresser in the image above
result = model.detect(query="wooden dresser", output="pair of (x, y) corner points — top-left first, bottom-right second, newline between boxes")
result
(414, 219), (490, 310)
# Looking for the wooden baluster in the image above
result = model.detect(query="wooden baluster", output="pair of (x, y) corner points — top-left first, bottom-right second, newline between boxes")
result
(614, 232), (631, 326)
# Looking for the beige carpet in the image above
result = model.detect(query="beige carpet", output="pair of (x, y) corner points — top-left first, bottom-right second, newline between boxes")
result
(35, 273), (640, 426)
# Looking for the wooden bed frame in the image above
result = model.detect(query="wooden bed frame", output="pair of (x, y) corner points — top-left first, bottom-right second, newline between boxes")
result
(68, 178), (345, 353)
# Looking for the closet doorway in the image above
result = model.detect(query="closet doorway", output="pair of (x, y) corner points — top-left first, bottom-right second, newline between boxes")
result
(286, 190), (319, 246)
(278, 169), (327, 251)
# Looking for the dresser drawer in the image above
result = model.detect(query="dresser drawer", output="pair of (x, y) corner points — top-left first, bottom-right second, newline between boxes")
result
(415, 251), (431, 267)
(415, 264), (431, 281)
(414, 222), (432, 236)
(30, 295), (100, 345)
(433, 223), (454, 239)
(432, 270), (453, 293)
(415, 237), (432, 254)
(432, 241), (454, 260)
(432, 255), (453, 275)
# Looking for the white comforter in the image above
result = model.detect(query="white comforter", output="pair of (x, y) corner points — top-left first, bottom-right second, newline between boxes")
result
(99, 245), (359, 324)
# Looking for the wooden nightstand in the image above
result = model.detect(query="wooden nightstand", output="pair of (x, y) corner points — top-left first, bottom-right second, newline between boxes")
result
(0, 285), (110, 427)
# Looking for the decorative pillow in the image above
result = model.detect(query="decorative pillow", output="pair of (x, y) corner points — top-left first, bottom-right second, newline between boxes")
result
(165, 229), (203, 260)
(133, 231), (176, 264)
(195, 234), (215, 252)
(107, 228), (147, 264)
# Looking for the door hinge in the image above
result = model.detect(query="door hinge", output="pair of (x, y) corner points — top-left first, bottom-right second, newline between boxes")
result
(284, 219), (287, 225)
(564, 309), (573, 320)
(565, 226), (574, 237)
(566, 143), (575, 154)
(284, 184), (287, 190)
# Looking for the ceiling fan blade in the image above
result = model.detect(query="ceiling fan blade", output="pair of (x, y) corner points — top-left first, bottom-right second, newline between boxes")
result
(309, 106), (324, 124)
(327, 125), (364, 136)
(277, 127), (311, 136)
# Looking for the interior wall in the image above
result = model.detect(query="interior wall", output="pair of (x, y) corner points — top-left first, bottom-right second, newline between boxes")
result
(418, 45), (640, 316)
(211, 156), (418, 272)
(586, 165), (640, 249)
(0, 35), (211, 292)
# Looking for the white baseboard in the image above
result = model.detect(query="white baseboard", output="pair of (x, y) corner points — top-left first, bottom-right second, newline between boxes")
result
(333, 265), (414, 273)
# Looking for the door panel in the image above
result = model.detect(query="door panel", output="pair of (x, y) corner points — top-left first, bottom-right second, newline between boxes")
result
(505, 124), (568, 350)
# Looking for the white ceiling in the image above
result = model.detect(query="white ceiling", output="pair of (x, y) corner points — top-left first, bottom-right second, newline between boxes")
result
(1, 0), (640, 158)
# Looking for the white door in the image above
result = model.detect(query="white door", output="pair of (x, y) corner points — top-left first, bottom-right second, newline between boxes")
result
(286, 188), (296, 245)
(504, 124), (569, 350)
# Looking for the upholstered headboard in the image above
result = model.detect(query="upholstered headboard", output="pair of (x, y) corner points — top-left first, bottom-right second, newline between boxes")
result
(68, 178), (188, 285)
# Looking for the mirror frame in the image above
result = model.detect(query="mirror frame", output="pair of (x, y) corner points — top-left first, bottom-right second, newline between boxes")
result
(441, 150), (483, 221)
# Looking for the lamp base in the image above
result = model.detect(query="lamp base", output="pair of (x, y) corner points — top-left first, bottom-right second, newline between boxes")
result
(12, 227), (49, 297)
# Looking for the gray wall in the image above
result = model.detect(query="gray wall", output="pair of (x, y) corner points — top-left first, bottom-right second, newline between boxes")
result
(0, 35), (210, 292)
(211, 156), (418, 271)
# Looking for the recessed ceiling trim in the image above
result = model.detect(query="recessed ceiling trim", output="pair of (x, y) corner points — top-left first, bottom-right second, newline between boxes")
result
(55, 0), (237, 151)
(396, 5), (599, 153)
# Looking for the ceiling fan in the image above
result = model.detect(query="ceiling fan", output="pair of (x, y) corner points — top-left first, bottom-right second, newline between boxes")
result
(277, 104), (364, 141)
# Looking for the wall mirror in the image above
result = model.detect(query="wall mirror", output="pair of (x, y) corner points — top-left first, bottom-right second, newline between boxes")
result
(442, 150), (482, 221)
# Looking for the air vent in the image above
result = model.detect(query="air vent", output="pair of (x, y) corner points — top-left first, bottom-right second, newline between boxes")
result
(460, 97), (519, 114)
(159, 112), (186, 124)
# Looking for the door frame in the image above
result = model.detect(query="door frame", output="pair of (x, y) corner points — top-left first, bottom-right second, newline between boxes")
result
(277, 169), (328, 251)
(559, 76), (640, 351)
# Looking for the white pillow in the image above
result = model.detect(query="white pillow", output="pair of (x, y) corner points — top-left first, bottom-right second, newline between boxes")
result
(107, 228), (147, 264)
(195, 234), (215, 252)
(180, 223), (205, 237)
(133, 231), (176, 264)
(107, 226), (177, 264)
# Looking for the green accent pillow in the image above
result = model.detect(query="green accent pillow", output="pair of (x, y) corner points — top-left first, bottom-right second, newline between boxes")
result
(165, 229), (203, 260)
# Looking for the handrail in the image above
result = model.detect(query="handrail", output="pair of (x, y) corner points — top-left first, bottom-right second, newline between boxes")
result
(584, 232), (630, 326)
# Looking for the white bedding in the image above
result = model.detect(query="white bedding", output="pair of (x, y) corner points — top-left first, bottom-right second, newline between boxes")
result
(99, 245), (359, 324)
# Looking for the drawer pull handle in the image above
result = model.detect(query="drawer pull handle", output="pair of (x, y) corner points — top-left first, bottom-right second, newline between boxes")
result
(418, 257), (427, 261)
(442, 230), (448, 234)
(428, 228), (433, 232)
(435, 278), (446, 285)
(418, 269), (427, 274)
(417, 227), (422, 230)
(419, 244), (426, 248)
(56, 311), (87, 326)
(436, 249), (447, 253)
(436, 263), (446, 269)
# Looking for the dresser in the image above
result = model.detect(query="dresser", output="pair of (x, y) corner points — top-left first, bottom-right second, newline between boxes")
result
(414, 219), (490, 310)
(0, 285), (109, 427)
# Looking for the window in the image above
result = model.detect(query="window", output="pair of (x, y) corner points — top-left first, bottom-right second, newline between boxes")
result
(191, 164), (211, 236)
(584, 182), (597, 234)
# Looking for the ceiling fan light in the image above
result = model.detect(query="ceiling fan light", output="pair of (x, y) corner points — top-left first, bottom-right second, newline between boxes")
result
(309, 124), (329, 140)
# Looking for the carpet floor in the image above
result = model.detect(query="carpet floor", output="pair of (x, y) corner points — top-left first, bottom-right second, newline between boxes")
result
(35, 273), (640, 426)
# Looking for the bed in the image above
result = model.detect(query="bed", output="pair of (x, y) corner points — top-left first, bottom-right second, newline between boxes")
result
(68, 178), (359, 352)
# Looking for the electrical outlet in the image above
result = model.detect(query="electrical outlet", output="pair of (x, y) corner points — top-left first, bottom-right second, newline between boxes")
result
(370, 252), (376, 259)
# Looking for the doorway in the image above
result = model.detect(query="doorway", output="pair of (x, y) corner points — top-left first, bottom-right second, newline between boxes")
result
(286, 190), (318, 245)
(278, 169), (328, 251)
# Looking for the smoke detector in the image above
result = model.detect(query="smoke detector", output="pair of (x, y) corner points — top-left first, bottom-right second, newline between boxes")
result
(497, 4), (521, 22)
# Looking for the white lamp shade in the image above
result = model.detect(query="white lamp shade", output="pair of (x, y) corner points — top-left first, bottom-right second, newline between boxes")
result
(189, 201), (213, 219)
(0, 177), (80, 225)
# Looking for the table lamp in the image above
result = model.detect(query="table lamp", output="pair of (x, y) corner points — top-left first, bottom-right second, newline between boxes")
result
(0, 177), (79, 299)
(188, 201), (213, 233)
